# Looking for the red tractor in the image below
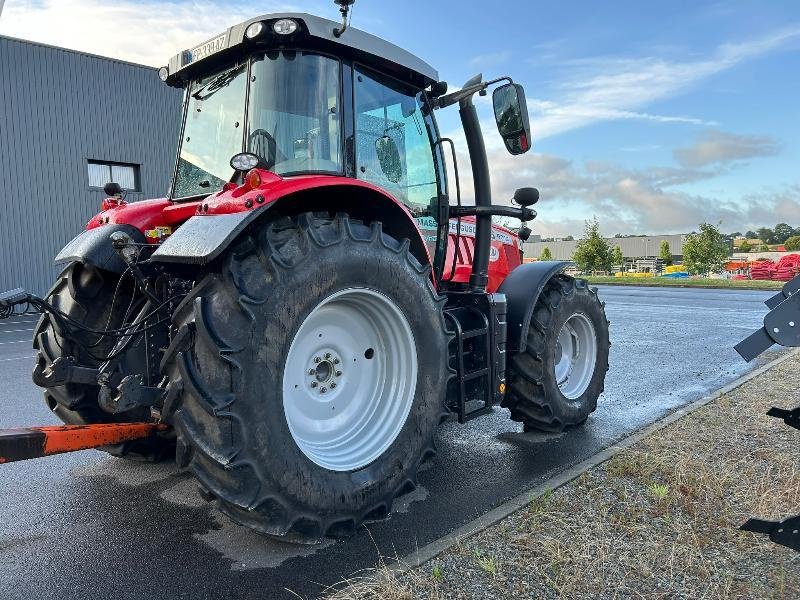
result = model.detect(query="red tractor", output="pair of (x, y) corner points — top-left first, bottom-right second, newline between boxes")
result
(0, 4), (609, 539)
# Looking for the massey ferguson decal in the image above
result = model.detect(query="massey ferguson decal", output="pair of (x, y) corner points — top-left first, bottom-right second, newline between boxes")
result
(416, 217), (516, 246)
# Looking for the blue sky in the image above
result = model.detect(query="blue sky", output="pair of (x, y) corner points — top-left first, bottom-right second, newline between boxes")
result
(1, 1), (798, 236)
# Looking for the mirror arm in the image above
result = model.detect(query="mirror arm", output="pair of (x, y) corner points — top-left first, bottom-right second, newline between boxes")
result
(435, 76), (514, 109)
(450, 205), (536, 221)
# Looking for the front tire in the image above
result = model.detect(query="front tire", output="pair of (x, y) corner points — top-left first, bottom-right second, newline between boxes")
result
(503, 275), (609, 432)
(161, 213), (450, 539)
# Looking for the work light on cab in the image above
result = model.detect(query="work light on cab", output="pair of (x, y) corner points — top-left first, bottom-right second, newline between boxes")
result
(245, 21), (265, 39)
(272, 18), (298, 35)
(230, 152), (259, 172)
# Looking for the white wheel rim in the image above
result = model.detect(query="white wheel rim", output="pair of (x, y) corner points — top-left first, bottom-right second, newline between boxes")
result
(554, 313), (597, 400)
(282, 287), (417, 472)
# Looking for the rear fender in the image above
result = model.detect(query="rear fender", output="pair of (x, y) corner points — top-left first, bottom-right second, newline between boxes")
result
(498, 261), (571, 353)
(151, 183), (431, 269)
(54, 224), (146, 274)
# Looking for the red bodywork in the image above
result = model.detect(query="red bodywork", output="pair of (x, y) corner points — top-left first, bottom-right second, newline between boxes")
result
(86, 173), (521, 293)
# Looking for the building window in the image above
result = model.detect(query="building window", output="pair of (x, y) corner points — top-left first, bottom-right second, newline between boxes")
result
(87, 160), (140, 191)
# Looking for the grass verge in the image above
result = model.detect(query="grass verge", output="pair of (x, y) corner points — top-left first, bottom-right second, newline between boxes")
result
(584, 276), (783, 290)
(324, 355), (800, 599)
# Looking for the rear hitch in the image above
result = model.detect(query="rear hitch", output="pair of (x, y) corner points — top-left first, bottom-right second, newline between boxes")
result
(32, 356), (100, 388)
(99, 374), (165, 414)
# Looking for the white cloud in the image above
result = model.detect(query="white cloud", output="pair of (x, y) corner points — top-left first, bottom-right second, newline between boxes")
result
(673, 130), (780, 168)
(528, 24), (800, 139)
(468, 51), (511, 69)
(0, 0), (314, 66)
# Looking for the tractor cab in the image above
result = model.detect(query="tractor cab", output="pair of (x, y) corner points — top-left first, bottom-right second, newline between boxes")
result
(159, 11), (533, 288)
(164, 13), (444, 207)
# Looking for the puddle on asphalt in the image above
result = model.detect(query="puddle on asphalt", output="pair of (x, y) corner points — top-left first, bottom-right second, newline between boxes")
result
(71, 457), (177, 485)
(197, 513), (336, 571)
(393, 484), (428, 513)
(158, 476), (336, 569)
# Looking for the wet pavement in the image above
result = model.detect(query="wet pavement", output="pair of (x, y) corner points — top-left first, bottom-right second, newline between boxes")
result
(0, 286), (783, 599)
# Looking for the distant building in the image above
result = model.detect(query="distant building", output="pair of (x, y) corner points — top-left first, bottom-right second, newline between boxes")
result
(523, 234), (688, 262)
(0, 36), (182, 295)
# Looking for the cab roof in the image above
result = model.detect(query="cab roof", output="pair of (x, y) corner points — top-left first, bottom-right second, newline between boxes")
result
(164, 13), (438, 89)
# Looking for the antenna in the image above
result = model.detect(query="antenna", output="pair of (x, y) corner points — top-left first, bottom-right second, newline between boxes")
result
(333, 0), (355, 37)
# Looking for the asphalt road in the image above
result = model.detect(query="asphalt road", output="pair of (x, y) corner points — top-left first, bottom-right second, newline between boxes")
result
(0, 285), (783, 599)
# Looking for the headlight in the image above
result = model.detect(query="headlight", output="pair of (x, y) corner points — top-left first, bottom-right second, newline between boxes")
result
(245, 21), (264, 39)
(272, 18), (298, 35)
(157, 66), (169, 82)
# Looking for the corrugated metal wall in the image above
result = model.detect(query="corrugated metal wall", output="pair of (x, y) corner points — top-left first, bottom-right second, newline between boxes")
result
(523, 234), (688, 261)
(0, 36), (181, 295)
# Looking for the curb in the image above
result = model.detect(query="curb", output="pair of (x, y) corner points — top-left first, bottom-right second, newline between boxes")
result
(398, 348), (798, 571)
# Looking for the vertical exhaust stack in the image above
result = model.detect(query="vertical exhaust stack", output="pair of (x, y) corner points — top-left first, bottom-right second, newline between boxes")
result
(458, 74), (492, 292)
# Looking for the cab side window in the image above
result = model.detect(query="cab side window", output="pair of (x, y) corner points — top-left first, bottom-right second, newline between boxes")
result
(353, 67), (438, 218)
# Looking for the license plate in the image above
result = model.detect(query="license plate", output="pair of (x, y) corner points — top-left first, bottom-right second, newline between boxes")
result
(186, 33), (227, 64)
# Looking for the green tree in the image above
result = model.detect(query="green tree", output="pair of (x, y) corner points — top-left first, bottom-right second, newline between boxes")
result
(572, 218), (612, 273)
(659, 240), (673, 266)
(760, 244), (770, 251)
(611, 245), (624, 266)
(745, 230), (757, 239)
(757, 227), (775, 244)
(539, 247), (553, 261)
(738, 240), (751, 253)
(682, 223), (730, 275)
(773, 223), (794, 244)
(784, 236), (800, 251)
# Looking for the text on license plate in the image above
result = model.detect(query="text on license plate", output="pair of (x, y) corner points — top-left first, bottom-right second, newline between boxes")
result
(188, 34), (226, 63)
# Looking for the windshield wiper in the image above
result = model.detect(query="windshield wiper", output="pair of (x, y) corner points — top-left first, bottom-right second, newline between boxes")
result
(192, 65), (243, 101)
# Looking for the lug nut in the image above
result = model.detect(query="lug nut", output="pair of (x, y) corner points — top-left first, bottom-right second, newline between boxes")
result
(324, 353), (331, 359)
(333, 358), (339, 364)
(335, 370), (342, 377)
(330, 382), (337, 389)
(310, 381), (318, 388)
(308, 369), (315, 375)
(314, 356), (321, 363)
(320, 387), (327, 393)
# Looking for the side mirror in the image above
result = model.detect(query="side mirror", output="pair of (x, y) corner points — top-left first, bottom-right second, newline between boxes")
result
(103, 182), (122, 197)
(492, 83), (532, 155)
(375, 135), (403, 183)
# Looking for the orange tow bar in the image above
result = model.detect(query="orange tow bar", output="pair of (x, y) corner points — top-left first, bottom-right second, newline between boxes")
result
(0, 423), (168, 463)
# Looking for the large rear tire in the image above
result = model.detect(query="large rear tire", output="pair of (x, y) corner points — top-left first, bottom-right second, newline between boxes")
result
(160, 213), (451, 539)
(503, 275), (609, 432)
(32, 262), (174, 460)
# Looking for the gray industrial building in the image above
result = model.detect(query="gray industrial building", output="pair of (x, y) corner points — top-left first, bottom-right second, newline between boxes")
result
(0, 36), (182, 295)
(523, 233), (688, 262)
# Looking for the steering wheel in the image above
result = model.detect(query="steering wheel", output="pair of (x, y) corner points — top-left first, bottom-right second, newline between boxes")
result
(248, 129), (287, 169)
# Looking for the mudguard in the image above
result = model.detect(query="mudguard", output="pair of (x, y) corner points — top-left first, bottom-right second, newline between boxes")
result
(497, 261), (571, 353)
(150, 212), (252, 265)
(54, 224), (145, 273)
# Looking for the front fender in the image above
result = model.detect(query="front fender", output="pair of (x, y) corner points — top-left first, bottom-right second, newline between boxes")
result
(54, 224), (146, 273)
(498, 261), (571, 353)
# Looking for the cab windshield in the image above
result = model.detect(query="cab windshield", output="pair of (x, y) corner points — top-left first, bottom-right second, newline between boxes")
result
(172, 52), (342, 199)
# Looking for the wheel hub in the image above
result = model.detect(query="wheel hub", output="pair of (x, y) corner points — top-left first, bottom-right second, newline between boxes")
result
(307, 351), (342, 392)
(282, 288), (417, 472)
(553, 312), (598, 400)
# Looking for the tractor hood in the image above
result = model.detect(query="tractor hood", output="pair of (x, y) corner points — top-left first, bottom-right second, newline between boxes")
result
(162, 12), (438, 89)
